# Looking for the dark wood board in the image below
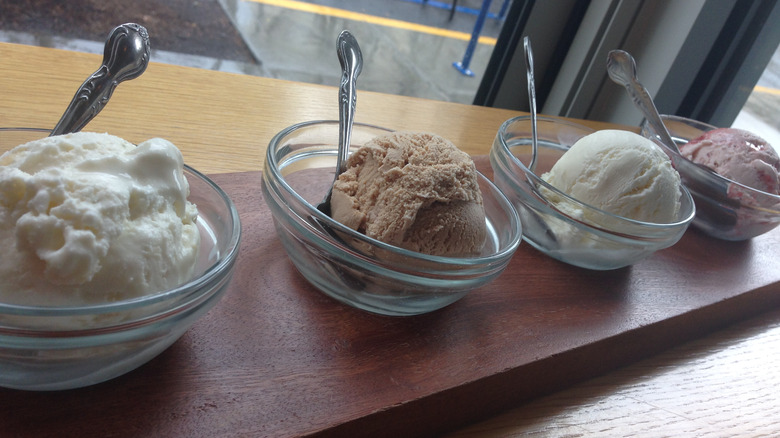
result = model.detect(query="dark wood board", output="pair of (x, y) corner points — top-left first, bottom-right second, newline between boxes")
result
(2, 157), (779, 438)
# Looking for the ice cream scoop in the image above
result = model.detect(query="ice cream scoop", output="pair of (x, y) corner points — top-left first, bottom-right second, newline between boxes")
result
(542, 129), (682, 224)
(680, 127), (780, 195)
(51, 23), (151, 136)
(0, 132), (200, 306)
(330, 131), (487, 256)
(639, 114), (780, 240)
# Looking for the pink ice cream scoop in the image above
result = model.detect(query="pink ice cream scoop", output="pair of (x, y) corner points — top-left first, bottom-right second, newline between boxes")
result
(680, 127), (780, 195)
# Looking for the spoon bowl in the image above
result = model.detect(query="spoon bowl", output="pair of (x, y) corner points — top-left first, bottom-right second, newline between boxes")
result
(490, 115), (695, 269)
(605, 50), (774, 240)
(0, 127), (241, 390)
(262, 120), (522, 315)
(641, 114), (780, 240)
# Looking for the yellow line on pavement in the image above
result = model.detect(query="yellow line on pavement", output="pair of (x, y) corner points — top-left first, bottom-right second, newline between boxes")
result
(755, 85), (780, 96)
(243, 0), (498, 45)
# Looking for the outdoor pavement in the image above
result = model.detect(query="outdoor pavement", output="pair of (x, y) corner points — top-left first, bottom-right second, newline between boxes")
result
(0, 0), (503, 104)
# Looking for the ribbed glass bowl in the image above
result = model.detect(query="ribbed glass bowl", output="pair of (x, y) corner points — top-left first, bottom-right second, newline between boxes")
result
(0, 128), (242, 390)
(262, 120), (522, 316)
(490, 116), (695, 270)
(641, 115), (780, 241)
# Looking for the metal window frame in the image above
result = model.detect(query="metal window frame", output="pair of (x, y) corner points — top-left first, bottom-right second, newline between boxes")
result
(477, 0), (780, 128)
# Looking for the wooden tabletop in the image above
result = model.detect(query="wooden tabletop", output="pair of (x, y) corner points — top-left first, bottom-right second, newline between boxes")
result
(1, 43), (779, 437)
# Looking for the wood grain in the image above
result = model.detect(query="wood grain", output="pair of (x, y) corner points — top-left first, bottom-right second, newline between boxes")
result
(1, 163), (778, 437)
(0, 43), (616, 173)
(447, 307), (780, 437)
(1, 43), (780, 437)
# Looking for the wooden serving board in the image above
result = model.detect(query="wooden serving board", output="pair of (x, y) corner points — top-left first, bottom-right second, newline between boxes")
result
(2, 158), (780, 438)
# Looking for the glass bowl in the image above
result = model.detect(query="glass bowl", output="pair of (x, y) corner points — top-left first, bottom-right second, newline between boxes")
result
(262, 120), (522, 316)
(0, 128), (242, 390)
(640, 115), (780, 241)
(490, 116), (695, 270)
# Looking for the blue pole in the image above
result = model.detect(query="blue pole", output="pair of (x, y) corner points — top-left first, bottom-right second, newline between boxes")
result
(453, 0), (493, 77)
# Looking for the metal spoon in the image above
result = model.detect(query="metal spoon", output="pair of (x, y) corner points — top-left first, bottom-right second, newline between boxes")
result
(606, 49), (725, 178)
(524, 36), (539, 172)
(607, 49), (733, 224)
(316, 30), (363, 216)
(50, 23), (151, 136)
(606, 49), (680, 155)
(523, 37), (559, 246)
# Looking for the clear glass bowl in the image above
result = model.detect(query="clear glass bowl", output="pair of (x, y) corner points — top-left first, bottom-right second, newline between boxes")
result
(490, 116), (695, 270)
(640, 115), (780, 241)
(262, 120), (522, 316)
(0, 128), (242, 390)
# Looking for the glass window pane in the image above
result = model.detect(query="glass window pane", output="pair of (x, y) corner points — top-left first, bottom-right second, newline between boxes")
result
(732, 43), (780, 151)
(0, 0), (509, 105)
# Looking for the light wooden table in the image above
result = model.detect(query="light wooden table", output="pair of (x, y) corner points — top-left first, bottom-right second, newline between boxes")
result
(447, 307), (780, 437)
(1, 43), (779, 437)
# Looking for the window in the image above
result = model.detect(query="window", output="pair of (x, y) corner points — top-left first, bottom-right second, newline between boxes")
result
(477, 0), (780, 134)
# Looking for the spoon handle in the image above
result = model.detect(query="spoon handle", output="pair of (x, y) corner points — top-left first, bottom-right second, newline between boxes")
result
(524, 36), (538, 172)
(606, 50), (680, 154)
(336, 30), (363, 174)
(51, 23), (151, 136)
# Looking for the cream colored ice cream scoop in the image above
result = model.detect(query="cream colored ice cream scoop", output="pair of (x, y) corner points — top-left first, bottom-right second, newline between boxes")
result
(0, 132), (200, 306)
(543, 130), (682, 224)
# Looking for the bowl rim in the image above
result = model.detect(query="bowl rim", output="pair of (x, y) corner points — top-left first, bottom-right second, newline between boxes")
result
(265, 119), (523, 266)
(0, 128), (242, 318)
(651, 114), (780, 206)
(495, 115), (697, 235)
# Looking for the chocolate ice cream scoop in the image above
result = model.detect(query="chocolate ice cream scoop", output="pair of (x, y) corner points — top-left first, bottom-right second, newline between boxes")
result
(330, 131), (487, 256)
